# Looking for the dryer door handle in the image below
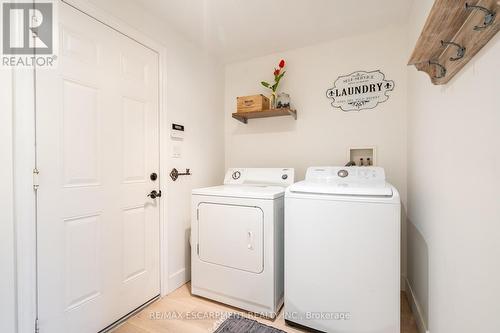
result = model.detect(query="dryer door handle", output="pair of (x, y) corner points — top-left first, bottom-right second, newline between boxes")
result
(247, 231), (254, 250)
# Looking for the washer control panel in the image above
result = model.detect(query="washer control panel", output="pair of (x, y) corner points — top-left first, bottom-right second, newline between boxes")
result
(306, 166), (385, 183)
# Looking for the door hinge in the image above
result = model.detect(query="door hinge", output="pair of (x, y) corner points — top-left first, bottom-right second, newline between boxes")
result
(33, 168), (40, 190)
(35, 318), (40, 333)
(197, 244), (199, 255)
(196, 209), (199, 221)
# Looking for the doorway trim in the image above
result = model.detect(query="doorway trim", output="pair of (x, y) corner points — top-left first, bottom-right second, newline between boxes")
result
(14, 0), (170, 332)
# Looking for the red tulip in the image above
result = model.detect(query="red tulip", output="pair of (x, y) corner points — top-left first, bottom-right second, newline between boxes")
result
(274, 69), (280, 76)
(279, 59), (285, 68)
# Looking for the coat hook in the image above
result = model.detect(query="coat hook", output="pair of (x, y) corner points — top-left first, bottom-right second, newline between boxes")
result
(441, 40), (466, 61)
(465, 3), (496, 30)
(428, 60), (447, 79)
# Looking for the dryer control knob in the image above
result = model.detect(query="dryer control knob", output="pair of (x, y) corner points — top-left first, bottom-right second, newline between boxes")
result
(232, 171), (241, 180)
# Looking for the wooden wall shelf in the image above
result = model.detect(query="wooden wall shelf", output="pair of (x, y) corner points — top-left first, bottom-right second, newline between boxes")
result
(408, 0), (499, 85)
(232, 108), (297, 124)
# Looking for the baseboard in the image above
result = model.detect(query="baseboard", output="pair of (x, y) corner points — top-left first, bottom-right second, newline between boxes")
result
(405, 278), (429, 333)
(168, 268), (189, 293)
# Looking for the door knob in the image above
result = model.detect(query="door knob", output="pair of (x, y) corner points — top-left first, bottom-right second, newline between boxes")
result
(147, 190), (162, 199)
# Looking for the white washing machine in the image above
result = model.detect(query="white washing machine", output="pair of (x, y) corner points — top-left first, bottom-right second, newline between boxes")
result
(191, 168), (294, 317)
(284, 167), (400, 333)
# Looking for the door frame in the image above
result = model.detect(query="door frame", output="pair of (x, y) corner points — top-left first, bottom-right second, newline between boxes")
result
(13, 1), (170, 332)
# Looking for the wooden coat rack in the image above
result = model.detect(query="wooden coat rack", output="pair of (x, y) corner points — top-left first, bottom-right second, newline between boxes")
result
(408, 0), (499, 85)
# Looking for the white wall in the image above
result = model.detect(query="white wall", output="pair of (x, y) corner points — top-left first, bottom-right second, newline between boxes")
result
(225, 25), (407, 188)
(407, 0), (500, 332)
(164, 39), (225, 290)
(87, 0), (226, 292)
(225, 25), (408, 282)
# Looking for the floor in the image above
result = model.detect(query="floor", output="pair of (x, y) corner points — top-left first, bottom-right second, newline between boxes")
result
(113, 283), (419, 333)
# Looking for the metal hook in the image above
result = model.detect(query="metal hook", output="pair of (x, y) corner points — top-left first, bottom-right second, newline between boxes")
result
(465, 3), (496, 30)
(428, 60), (447, 79)
(441, 40), (466, 61)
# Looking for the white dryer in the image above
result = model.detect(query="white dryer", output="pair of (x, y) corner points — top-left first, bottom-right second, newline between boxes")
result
(191, 168), (294, 317)
(284, 166), (400, 333)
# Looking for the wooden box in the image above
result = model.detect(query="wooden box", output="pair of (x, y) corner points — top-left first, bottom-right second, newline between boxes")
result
(236, 94), (270, 113)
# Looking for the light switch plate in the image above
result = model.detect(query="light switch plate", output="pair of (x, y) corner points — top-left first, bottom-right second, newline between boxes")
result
(172, 144), (182, 158)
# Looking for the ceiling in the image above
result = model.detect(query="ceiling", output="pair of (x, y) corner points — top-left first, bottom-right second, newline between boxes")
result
(132, 0), (413, 63)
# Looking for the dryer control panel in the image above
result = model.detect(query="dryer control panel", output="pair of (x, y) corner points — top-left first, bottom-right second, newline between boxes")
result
(224, 168), (295, 186)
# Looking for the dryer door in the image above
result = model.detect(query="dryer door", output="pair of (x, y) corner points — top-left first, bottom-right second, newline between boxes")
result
(197, 203), (264, 273)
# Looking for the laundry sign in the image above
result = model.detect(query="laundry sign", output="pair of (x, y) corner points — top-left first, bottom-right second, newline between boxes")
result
(326, 70), (394, 111)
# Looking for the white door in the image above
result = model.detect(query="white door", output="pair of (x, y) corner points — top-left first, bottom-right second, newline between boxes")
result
(36, 3), (160, 332)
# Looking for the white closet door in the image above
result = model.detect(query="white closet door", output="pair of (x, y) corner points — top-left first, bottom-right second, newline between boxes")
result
(36, 3), (160, 332)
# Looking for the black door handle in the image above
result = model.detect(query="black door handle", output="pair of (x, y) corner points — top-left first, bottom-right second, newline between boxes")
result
(147, 190), (162, 199)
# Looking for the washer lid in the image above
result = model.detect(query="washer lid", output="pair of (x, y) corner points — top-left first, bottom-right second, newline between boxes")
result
(192, 184), (285, 199)
(288, 180), (393, 197)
